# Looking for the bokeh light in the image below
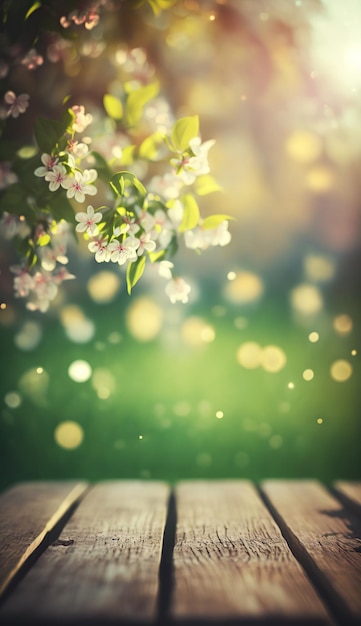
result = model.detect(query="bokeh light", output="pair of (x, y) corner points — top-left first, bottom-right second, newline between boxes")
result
(224, 271), (264, 304)
(330, 360), (353, 382)
(261, 346), (287, 373)
(126, 297), (163, 341)
(68, 360), (92, 383)
(236, 342), (263, 369)
(55, 421), (84, 450)
(87, 271), (121, 304)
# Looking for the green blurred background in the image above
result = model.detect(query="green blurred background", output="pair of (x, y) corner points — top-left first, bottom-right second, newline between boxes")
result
(1, 0), (360, 490)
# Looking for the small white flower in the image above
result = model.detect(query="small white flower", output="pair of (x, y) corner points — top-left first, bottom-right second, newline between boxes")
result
(0, 163), (17, 190)
(148, 172), (182, 200)
(0, 212), (18, 239)
(172, 136), (215, 185)
(62, 169), (97, 203)
(107, 237), (139, 265)
(75, 205), (102, 236)
(137, 232), (156, 256)
(165, 277), (191, 304)
(88, 237), (110, 262)
(44, 163), (69, 191)
(184, 220), (231, 250)
(34, 153), (59, 178)
(71, 105), (93, 133)
(158, 260), (174, 280)
(13, 271), (34, 298)
(67, 139), (89, 159)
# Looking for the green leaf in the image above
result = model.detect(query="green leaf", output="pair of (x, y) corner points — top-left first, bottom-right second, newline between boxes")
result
(126, 255), (146, 294)
(25, 1), (41, 20)
(146, 0), (176, 14)
(50, 192), (76, 224)
(37, 232), (51, 246)
(16, 146), (38, 159)
(110, 171), (146, 198)
(125, 82), (159, 127)
(120, 145), (135, 165)
(34, 115), (69, 154)
(138, 131), (163, 160)
(201, 214), (234, 230)
(171, 116), (199, 152)
(148, 249), (166, 263)
(179, 194), (200, 233)
(91, 151), (112, 181)
(195, 174), (222, 196)
(103, 94), (123, 120)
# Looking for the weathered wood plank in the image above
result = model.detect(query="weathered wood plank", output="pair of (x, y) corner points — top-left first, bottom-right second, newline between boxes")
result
(0, 481), (88, 599)
(261, 480), (361, 626)
(0, 481), (169, 625)
(171, 480), (332, 624)
(333, 481), (361, 517)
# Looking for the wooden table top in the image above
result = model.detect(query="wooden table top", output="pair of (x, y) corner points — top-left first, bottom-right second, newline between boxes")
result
(0, 480), (360, 625)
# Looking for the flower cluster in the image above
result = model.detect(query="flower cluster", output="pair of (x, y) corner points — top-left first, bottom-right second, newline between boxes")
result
(0, 2), (232, 312)
(60, 3), (101, 30)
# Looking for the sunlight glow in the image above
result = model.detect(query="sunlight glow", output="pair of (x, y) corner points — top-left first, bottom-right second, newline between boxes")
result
(68, 360), (92, 383)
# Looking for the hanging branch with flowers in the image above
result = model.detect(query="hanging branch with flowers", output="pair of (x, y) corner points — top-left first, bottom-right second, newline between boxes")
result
(0, 0), (232, 312)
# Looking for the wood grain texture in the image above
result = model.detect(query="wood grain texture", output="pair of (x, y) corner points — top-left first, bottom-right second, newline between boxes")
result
(333, 481), (361, 516)
(0, 481), (169, 625)
(171, 480), (332, 624)
(261, 480), (361, 626)
(0, 481), (88, 598)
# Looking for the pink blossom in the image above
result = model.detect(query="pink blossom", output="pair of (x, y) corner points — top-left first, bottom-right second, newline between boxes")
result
(61, 5), (100, 30)
(21, 48), (43, 70)
(11, 267), (34, 298)
(39, 239), (69, 272)
(53, 267), (76, 284)
(0, 163), (17, 189)
(1, 91), (29, 118)
(71, 105), (93, 133)
(67, 139), (89, 159)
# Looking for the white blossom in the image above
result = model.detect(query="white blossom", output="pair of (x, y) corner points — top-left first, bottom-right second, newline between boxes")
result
(158, 260), (174, 280)
(137, 232), (156, 256)
(34, 153), (59, 178)
(44, 163), (69, 191)
(165, 277), (191, 304)
(0, 163), (17, 189)
(62, 169), (97, 203)
(75, 205), (102, 236)
(107, 237), (139, 265)
(71, 105), (93, 133)
(88, 237), (110, 262)
(171, 137), (215, 185)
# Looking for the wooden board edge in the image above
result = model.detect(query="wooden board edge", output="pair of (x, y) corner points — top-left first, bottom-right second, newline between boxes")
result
(332, 481), (361, 517)
(0, 481), (89, 599)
